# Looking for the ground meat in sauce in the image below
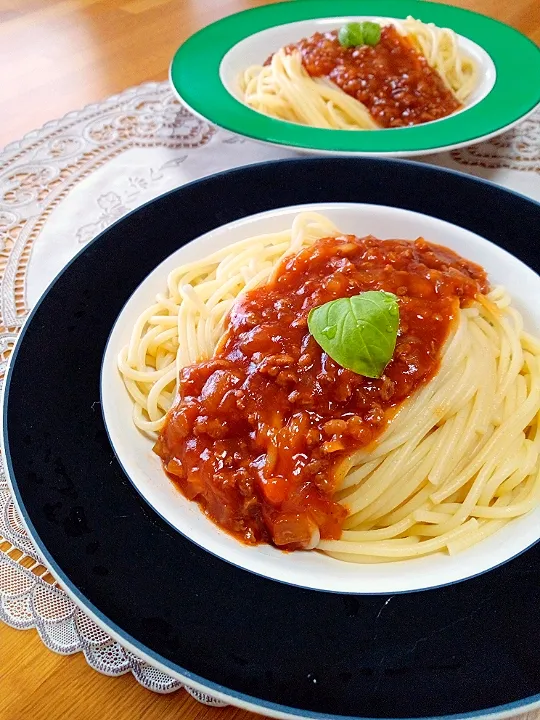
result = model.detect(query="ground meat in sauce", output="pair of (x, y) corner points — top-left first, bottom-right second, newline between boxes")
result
(154, 235), (488, 550)
(280, 25), (461, 127)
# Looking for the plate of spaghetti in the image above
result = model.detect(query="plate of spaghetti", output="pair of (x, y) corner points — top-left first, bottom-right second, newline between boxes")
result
(170, 0), (540, 156)
(104, 198), (540, 594)
(5, 158), (540, 719)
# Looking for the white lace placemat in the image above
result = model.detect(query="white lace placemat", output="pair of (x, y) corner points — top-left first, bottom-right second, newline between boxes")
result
(0, 80), (539, 705)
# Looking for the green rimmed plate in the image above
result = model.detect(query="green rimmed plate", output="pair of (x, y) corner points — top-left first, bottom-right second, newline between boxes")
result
(170, 0), (540, 157)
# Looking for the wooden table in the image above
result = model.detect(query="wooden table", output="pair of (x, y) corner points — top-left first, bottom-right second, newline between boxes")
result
(0, 1), (538, 718)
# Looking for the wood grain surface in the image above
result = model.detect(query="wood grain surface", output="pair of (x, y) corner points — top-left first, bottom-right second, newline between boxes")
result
(0, 1), (538, 719)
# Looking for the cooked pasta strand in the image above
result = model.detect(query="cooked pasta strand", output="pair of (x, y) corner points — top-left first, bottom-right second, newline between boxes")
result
(119, 213), (540, 562)
(239, 18), (476, 130)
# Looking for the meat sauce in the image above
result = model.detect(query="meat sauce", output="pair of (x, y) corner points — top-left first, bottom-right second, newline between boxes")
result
(284, 25), (461, 127)
(155, 235), (487, 550)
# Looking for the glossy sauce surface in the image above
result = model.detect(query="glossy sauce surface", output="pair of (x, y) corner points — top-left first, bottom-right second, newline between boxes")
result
(155, 235), (487, 549)
(287, 25), (461, 127)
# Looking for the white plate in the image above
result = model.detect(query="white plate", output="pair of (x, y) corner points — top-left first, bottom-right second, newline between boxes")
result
(101, 203), (540, 594)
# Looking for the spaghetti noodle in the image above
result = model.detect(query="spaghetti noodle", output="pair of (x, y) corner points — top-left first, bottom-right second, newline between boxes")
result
(240, 17), (477, 130)
(118, 213), (540, 561)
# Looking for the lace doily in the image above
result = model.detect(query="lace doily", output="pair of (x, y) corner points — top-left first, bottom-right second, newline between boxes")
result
(0, 80), (539, 701)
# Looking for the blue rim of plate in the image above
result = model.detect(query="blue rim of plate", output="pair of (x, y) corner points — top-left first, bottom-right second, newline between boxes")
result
(170, 0), (540, 154)
(4, 157), (540, 719)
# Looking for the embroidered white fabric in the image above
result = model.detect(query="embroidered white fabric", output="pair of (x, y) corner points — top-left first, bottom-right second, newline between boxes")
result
(0, 80), (538, 702)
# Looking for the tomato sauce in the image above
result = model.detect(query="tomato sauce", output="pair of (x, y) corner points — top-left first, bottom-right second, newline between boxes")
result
(286, 25), (461, 127)
(155, 235), (487, 550)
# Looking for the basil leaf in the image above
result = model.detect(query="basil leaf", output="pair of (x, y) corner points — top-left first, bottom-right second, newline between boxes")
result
(338, 21), (381, 48)
(338, 22), (364, 48)
(307, 291), (399, 379)
(361, 21), (381, 46)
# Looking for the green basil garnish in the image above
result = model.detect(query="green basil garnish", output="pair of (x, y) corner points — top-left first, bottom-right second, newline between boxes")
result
(307, 291), (399, 379)
(338, 22), (365, 48)
(338, 21), (382, 48)
(361, 21), (382, 46)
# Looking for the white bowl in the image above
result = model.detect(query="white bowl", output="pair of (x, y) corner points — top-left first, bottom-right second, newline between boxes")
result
(219, 17), (497, 129)
(101, 203), (540, 594)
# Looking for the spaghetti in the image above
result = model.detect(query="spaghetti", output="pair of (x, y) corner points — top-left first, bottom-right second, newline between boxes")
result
(118, 213), (540, 561)
(240, 17), (477, 130)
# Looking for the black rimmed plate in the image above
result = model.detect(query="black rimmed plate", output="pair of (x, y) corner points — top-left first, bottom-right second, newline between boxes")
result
(4, 158), (540, 719)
